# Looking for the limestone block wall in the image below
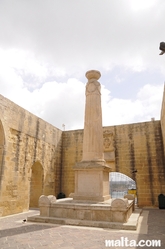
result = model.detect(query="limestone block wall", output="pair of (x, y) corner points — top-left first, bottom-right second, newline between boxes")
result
(161, 85), (165, 156)
(1, 89), (165, 216)
(61, 121), (165, 207)
(112, 121), (165, 207)
(61, 130), (83, 197)
(0, 94), (62, 216)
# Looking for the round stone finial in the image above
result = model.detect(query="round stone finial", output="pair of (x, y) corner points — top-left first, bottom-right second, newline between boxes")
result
(111, 198), (128, 208)
(85, 70), (101, 80)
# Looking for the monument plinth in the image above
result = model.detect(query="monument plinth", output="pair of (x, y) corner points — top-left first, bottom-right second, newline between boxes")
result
(73, 70), (111, 202)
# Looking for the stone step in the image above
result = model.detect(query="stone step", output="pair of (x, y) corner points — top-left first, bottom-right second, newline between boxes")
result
(27, 208), (142, 230)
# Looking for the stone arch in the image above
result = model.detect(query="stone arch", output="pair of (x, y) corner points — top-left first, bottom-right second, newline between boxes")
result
(29, 161), (44, 208)
(0, 120), (5, 190)
(109, 172), (137, 201)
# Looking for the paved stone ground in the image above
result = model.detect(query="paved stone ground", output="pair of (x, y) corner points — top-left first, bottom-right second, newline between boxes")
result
(0, 208), (165, 249)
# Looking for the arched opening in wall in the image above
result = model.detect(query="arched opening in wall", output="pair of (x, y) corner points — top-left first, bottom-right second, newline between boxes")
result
(29, 161), (43, 208)
(109, 172), (137, 203)
(0, 120), (5, 190)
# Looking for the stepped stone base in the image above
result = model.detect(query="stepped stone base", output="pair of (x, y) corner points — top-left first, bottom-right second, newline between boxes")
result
(27, 209), (141, 230)
(27, 196), (140, 230)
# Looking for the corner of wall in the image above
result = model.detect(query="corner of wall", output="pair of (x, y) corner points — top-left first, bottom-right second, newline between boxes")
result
(160, 83), (165, 155)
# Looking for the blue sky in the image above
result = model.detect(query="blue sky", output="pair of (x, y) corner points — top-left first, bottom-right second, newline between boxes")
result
(0, 0), (165, 130)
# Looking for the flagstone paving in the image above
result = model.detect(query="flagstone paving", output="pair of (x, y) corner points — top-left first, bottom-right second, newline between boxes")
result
(0, 208), (164, 249)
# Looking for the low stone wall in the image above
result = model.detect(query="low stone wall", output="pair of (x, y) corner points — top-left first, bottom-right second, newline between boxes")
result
(38, 195), (134, 224)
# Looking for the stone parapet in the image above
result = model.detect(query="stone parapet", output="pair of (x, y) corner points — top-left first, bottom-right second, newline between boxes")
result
(37, 196), (134, 224)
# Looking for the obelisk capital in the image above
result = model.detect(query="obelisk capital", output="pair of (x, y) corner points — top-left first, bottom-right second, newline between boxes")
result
(85, 70), (101, 81)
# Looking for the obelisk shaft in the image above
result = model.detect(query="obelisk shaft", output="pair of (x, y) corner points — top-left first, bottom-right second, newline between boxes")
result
(82, 70), (104, 161)
(73, 70), (111, 202)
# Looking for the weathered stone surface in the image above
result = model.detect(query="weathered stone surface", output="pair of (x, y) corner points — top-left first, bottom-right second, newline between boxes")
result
(111, 198), (128, 208)
(37, 197), (134, 223)
(74, 162), (111, 202)
(37, 196), (133, 222)
(73, 70), (111, 202)
(0, 94), (62, 216)
(82, 70), (104, 161)
(39, 195), (56, 217)
(62, 120), (165, 207)
(124, 194), (135, 210)
(39, 195), (56, 205)
(1, 68), (165, 217)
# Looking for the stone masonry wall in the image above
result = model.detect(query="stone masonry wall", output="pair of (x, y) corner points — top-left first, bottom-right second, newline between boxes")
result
(61, 121), (165, 207)
(161, 85), (165, 156)
(61, 130), (83, 197)
(1, 91), (165, 216)
(0, 94), (62, 216)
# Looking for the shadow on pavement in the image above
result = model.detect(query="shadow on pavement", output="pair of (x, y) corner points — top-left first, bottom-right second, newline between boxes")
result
(0, 223), (59, 238)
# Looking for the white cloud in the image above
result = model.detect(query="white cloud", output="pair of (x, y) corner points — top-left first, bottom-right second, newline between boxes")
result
(0, 59), (163, 130)
(130, 0), (157, 11)
(102, 83), (163, 126)
(1, 77), (85, 130)
(0, 1), (164, 73)
(0, 1), (164, 130)
(30, 78), (85, 130)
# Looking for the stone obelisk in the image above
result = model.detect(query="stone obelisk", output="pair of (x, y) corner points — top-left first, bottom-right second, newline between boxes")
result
(82, 70), (104, 162)
(73, 70), (111, 202)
